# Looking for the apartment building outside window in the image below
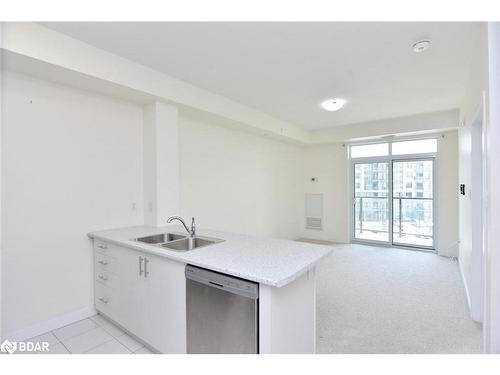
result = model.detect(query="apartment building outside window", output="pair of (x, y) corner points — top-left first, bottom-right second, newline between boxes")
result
(350, 138), (437, 249)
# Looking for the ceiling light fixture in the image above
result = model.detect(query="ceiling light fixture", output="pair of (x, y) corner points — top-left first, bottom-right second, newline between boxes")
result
(320, 98), (347, 112)
(412, 40), (431, 53)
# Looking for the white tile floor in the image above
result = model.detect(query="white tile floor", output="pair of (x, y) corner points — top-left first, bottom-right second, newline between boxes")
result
(24, 314), (155, 354)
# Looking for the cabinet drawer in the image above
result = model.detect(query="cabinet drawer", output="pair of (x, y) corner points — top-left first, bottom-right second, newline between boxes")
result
(94, 240), (114, 255)
(94, 252), (119, 274)
(94, 282), (116, 316)
(94, 269), (119, 289)
(94, 240), (123, 257)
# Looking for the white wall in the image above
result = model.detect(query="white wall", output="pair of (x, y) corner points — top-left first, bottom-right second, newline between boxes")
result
(143, 101), (179, 226)
(486, 21), (500, 353)
(299, 131), (459, 256)
(1, 72), (144, 336)
(301, 143), (349, 243)
(178, 111), (303, 239)
(458, 24), (489, 311)
(436, 131), (460, 257)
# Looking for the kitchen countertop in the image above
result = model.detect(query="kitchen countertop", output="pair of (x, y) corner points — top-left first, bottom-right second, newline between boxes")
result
(88, 225), (333, 287)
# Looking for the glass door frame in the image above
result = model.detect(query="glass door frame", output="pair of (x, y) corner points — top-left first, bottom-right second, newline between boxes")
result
(349, 145), (437, 251)
(352, 158), (393, 246)
(390, 156), (436, 251)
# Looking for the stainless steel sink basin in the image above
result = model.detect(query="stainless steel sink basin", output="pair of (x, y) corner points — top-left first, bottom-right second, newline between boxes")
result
(132, 231), (223, 252)
(161, 236), (224, 251)
(134, 233), (186, 244)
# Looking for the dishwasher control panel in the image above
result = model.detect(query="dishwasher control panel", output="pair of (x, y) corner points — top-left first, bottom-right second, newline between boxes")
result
(185, 265), (259, 299)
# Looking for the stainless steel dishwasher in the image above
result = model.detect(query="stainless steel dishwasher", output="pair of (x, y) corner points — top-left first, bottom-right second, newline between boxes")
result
(185, 264), (259, 354)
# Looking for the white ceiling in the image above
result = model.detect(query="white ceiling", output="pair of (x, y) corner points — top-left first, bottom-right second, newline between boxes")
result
(40, 22), (482, 130)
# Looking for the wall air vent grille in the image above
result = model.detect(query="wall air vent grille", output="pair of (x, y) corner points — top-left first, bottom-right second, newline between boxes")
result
(305, 193), (323, 231)
(306, 217), (323, 230)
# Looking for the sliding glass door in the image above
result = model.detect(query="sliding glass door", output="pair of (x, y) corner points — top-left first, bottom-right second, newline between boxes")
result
(392, 159), (434, 248)
(350, 140), (436, 250)
(353, 162), (390, 243)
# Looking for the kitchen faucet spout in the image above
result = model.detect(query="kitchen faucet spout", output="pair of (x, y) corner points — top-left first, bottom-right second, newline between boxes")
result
(167, 216), (196, 238)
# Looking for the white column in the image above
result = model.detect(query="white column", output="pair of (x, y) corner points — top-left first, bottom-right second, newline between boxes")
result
(486, 22), (500, 353)
(143, 101), (179, 227)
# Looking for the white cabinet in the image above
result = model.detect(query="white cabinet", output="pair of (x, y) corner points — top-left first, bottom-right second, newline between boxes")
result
(142, 253), (186, 353)
(93, 240), (186, 353)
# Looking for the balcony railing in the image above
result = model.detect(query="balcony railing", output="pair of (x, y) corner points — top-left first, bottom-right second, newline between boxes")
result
(355, 196), (433, 239)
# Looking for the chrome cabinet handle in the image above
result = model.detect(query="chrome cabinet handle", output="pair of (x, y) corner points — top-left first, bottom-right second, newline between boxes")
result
(97, 260), (108, 265)
(97, 244), (108, 249)
(144, 257), (149, 277)
(98, 297), (109, 304)
(139, 256), (144, 276)
(98, 274), (108, 281)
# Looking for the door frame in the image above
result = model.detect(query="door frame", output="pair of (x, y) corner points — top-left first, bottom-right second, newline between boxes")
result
(351, 156), (392, 247)
(349, 140), (438, 251)
(390, 157), (437, 251)
(470, 92), (487, 324)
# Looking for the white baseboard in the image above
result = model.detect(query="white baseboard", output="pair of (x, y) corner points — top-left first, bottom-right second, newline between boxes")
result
(458, 258), (472, 312)
(1, 306), (97, 342)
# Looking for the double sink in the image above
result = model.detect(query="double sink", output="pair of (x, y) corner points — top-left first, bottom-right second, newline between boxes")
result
(132, 232), (224, 251)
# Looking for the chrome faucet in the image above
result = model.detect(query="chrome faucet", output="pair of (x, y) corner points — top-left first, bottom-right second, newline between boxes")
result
(167, 216), (196, 238)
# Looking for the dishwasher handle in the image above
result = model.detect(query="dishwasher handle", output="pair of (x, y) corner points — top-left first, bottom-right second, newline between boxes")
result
(186, 265), (259, 300)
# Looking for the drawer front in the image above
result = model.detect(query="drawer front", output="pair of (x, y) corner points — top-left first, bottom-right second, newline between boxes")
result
(94, 269), (119, 289)
(94, 273), (141, 338)
(94, 240), (123, 258)
(94, 282), (116, 316)
(94, 240), (113, 255)
(95, 252), (119, 274)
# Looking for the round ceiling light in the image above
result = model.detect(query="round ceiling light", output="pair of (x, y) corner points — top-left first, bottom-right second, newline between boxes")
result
(412, 40), (431, 53)
(320, 98), (347, 112)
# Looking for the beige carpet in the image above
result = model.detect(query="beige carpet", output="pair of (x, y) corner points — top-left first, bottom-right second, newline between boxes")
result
(314, 243), (483, 353)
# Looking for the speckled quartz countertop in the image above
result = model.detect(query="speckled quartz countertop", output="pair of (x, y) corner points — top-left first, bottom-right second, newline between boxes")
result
(88, 225), (333, 287)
